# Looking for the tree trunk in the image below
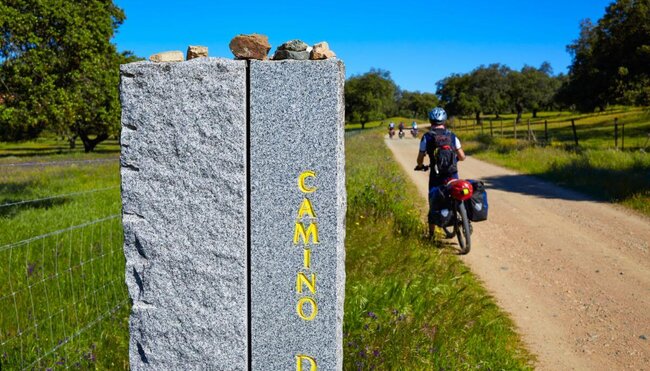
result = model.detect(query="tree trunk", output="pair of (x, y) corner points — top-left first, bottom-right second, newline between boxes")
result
(475, 111), (481, 126)
(68, 134), (77, 149)
(533, 109), (538, 118)
(516, 103), (523, 124)
(361, 122), (366, 130)
(79, 130), (108, 153)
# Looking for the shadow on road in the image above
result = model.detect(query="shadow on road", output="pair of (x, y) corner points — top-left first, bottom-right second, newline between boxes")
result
(480, 173), (597, 202)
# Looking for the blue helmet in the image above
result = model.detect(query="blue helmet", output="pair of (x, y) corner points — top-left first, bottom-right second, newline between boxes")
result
(428, 107), (447, 123)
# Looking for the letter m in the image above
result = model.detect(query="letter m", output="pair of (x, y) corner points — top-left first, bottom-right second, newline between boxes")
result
(293, 222), (319, 245)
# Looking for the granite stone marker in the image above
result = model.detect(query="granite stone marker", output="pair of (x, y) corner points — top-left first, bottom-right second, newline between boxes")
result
(120, 57), (345, 370)
(250, 59), (346, 370)
(120, 58), (248, 370)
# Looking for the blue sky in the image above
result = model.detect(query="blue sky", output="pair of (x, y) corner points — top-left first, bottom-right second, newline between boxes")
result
(113, 0), (613, 93)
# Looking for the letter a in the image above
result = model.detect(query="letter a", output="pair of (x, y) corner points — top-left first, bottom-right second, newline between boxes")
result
(297, 198), (316, 219)
(296, 354), (317, 371)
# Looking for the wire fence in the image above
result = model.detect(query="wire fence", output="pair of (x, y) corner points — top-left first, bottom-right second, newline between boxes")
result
(0, 158), (117, 168)
(1, 157), (127, 369)
(450, 116), (650, 151)
(0, 215), (127, 370)
(0, 186), (120, 210)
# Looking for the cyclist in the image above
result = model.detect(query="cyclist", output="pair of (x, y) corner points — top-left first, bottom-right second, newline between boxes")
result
(410, 121), (418, 137)
(398, 122), (405, 138)
(388, 122), (396, 138)
(415, 107), (466, 236)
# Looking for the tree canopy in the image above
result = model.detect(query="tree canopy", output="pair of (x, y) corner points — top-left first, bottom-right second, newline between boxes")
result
(561, 0), (650, 111)
(0, 0), (136, 151)
(345, 69), (398, 128)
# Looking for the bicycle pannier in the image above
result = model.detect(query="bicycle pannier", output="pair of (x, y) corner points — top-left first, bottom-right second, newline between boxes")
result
(429, 186), (453, 227)
(466, 179), (488, 222)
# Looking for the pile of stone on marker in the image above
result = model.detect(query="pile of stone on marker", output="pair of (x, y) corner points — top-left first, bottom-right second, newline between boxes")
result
(147, 33), (336, 62)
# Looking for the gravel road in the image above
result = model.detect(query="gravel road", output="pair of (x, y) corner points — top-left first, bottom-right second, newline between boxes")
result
(385, 135), (650, 370)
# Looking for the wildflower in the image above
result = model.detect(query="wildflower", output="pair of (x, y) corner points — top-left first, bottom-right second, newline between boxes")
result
(26, 263), (36, 277)
(367, 311), (377, 319)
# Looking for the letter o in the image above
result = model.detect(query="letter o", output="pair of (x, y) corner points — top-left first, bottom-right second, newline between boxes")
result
(298, 171), (317, 194)
(296, 297), (318, 321)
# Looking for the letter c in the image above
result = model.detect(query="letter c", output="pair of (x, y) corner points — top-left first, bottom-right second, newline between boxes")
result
(298, 171), (317, 194)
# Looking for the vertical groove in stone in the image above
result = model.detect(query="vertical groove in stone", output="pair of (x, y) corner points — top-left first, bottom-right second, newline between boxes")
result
(245, 60), (252, 371)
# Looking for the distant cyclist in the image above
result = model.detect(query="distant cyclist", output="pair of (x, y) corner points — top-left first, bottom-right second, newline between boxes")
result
(388, 122), (396, 138)
(410, 121), (418, 137)
(415, 107), (466, 236)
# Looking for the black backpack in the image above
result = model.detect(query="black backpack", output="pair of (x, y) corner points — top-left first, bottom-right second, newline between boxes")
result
(425, 129), (458, 176)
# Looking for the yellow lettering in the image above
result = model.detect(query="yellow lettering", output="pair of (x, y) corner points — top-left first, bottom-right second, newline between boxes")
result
(297, 198), (316, 219)
(298, 171), (317, 194)
(303, 248), (311, 269)
(293, 222), (319, 245)
(296, 297), (318, 320)
(296, 354), (317, 371)
(296, 272), (316, 294)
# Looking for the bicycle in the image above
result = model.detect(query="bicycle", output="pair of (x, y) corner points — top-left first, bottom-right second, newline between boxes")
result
(415, 165), (473, 254)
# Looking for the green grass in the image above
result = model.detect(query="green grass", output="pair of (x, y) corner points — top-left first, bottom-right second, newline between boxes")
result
(343, 128), (533, 369)
(453, 107), (650, 151)
(0, 156), (128, 369)
(0, 136), (120, 164)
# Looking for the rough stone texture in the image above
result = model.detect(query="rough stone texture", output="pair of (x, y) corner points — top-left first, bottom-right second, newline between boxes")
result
(272, 50), (310, 60)
(277, 39), (308, 51)
(310, 42), (336, 60)
(186, 45), (208, 60)
(120, 58), (247, 370)
(229, 34), (271, 60)
(149, 51), (184, 62)
(250, 59), (346, 370)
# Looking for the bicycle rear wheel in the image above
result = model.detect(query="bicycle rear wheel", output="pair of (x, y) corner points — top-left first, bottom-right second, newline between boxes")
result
(456, 202), (471, 254)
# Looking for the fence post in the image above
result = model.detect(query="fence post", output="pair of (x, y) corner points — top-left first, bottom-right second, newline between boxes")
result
(544, 120), (548, 144)
(527, 119), (531, 141)
(500, 119), (504, 137)
(622, 122), (625, 150)
(614, 118), (618, 149)
(489, 119), (493, 137)
(571, 119), (579, 147)
(514, 119), (517, 140)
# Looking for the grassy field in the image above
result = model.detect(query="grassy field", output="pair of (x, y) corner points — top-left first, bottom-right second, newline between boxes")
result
(343, 129), (533, 369)
(452, 107), (650, 216)
(0, 137), (120, 162)
(452, 106), (650, 151)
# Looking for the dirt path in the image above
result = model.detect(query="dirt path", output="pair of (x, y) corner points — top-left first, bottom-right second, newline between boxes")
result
(385, 135), (650, 370)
